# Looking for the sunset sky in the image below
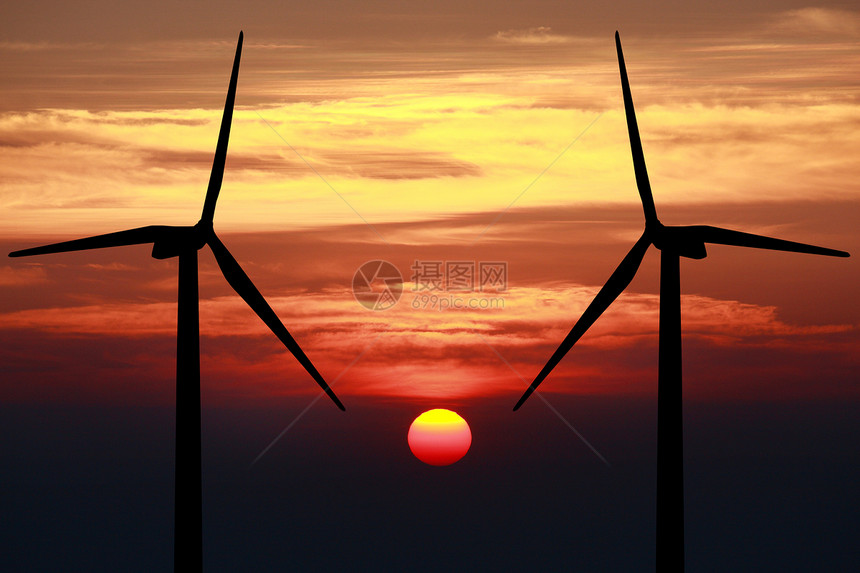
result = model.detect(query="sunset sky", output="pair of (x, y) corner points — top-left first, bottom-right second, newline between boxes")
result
(2, 1), (858, 571)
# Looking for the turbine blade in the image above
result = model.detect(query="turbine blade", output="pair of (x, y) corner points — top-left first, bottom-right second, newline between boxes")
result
(514, 230), (652, 410)
(207, 232), (345, 410)
(9, 226), (168, 257)
(616, 31), (659, 225)
(200, 31), (243, 224)
(694, 225), (849, 257)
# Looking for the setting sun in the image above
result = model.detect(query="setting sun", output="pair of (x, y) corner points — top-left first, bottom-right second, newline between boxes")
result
(407, 409), (472, 466)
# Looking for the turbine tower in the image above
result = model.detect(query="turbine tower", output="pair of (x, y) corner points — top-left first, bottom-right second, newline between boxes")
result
(513, 32), (849, 571)
(8, 31), (345, 572)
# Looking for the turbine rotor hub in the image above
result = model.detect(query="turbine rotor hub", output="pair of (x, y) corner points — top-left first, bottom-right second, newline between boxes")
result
(651, 225), (708, 259)
(151, 225), (207, 260)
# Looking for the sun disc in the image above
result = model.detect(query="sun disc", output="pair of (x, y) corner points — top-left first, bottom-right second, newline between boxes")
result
(408, 409), (472, 466)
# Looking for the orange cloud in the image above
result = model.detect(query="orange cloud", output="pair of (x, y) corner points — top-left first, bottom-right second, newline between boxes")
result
(0, 264), (48, 286)
(771, 8), (860, 37)
(1, 273), (852, 403)
(493, 27), (576, 45)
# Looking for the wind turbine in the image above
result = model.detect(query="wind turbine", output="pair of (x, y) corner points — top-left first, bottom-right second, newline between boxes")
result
(513, 32), (849, 570)
(8, 31), (345, 572)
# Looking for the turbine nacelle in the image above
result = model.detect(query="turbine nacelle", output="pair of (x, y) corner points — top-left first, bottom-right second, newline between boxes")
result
(150, 224), (208, 260)
(650, 224), (708, 260)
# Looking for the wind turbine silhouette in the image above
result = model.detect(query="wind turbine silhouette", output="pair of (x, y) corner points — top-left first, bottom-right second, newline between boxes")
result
(513, 32), (849, 570)
(9, 31), (345, 571)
